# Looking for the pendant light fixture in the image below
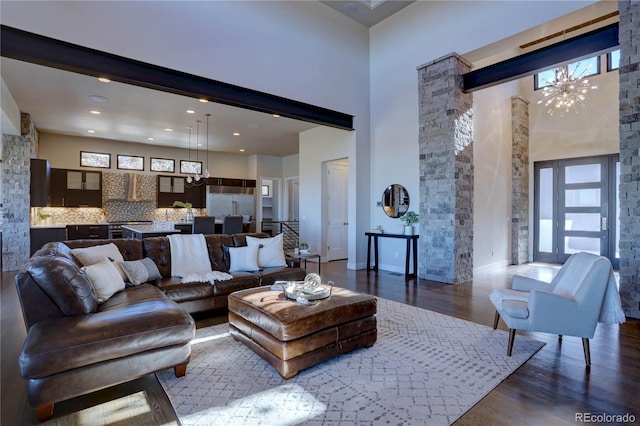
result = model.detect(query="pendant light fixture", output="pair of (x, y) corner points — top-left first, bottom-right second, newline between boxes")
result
(537, 62), (598, 116)
(186, 119), (206, 186)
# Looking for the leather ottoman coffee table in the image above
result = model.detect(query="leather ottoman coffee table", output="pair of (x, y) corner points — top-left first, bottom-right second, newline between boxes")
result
(228, 286), (377, 379)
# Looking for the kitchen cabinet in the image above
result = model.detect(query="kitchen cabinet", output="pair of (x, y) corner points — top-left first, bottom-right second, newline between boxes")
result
(207, 177), (256, 188)
(50, 168), (102, 207)
(30, 159), (51, 207)
(30, 226), (67, 255)
(66, 224), (109, 240)
(157, 175), (204, 208)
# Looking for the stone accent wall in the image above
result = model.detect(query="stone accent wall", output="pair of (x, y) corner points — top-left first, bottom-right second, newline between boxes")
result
(511, 96), (530, 265)
(21, 112), (39, 157)
(618, 0), (640, 319)
(417, 53), (474, 284)
(1, 134), (30, 271)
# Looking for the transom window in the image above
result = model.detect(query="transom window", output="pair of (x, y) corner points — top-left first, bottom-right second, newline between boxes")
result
(534, 55), (600, 90)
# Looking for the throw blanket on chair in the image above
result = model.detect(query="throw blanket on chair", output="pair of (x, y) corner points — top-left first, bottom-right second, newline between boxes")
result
(601, 269), (626, 324)
(167, 234), (212, 277)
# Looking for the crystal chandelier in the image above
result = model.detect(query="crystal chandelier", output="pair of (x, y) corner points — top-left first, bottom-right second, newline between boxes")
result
(185, 115), (211, 186)
(537, 63), (598, 116)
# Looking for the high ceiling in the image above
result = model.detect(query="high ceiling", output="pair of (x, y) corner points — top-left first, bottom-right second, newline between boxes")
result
(1, 1), (413, 158)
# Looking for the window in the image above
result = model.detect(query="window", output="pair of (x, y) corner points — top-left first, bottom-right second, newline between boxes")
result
(80, 151), (111, 168)
(607, 49), (620, 71)
(180, 160), (202, 175)
(534, 55), (600, 90)
(117, 154), (144, 171)
(151, 157), (175, 173)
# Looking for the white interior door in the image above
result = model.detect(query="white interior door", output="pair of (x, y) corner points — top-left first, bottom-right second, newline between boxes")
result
(326, 160), (348, 261)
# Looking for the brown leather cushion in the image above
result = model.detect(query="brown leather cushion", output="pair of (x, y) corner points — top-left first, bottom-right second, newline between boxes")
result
(19, 284), (195, 378)
(27, 256), (98, 316)
(228, 286), (377, 341)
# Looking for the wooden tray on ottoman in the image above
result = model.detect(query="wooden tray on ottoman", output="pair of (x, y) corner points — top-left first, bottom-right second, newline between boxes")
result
(228, 286), (377, 379)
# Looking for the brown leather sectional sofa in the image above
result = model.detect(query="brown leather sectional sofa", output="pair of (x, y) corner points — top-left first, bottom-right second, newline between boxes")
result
(15, 232), (306, 421)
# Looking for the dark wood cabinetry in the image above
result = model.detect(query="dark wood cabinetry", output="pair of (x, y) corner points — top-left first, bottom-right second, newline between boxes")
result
(50, 168), (102, 207)
(157, 175), (204, 208)
(206, 177), (256, 188)
(66, 224), (109, 240)
(30, 159), (51, 207)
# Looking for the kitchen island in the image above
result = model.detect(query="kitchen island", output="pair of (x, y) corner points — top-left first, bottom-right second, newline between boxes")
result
(122, 224), (181, 239)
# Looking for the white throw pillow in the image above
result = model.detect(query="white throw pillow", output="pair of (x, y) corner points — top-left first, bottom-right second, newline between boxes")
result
(246, 234), (287, 268)
(228, 245), (260, 272)
(71, 243), (127, 281)
(82, 259), (126, 303)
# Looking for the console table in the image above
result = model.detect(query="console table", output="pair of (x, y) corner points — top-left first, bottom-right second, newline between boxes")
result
(365, 232), (418, 279)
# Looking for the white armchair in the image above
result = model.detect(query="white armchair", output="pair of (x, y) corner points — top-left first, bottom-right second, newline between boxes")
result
(489, 252), (625, 366)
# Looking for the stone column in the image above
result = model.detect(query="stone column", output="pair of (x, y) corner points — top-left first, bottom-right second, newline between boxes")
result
(618, 0), (640, 319)
(511, 96), (529, 265)
(417, 53), (473, 284)
(1, 134), (31, 271)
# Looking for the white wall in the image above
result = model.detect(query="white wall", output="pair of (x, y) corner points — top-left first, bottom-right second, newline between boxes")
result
(1, 78), (20, 136)
(299, 126), (357, 267)
(473, 82), (519, 270)
(282, 154), (299, 179)
(369, 0), (599, 272)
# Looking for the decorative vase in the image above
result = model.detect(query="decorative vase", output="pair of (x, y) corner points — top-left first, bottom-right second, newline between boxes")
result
(404, 225), (414, 235)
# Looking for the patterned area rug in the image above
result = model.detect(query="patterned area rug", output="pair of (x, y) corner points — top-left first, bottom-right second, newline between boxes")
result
(157, 297), (544, 425)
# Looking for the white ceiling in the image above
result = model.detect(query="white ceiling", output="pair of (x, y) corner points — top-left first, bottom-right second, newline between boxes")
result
(320, 0), (415, 27)
(1, 57), (318, 157)
(0, 1), (412, 157)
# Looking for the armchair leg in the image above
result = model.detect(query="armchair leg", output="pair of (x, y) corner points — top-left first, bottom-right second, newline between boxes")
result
(174, 363), (187, 377)
(35, 403), (54, 422)
(493, 311), (500, 329)
(582, 338), (591, 366)
(507, 329), (516, 356)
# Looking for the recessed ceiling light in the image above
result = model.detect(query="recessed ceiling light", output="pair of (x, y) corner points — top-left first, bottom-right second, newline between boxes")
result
(233, 132), (240, 136)
(89, 95), (108, 103)
(147, 137), (155, 141)
(239, 149), (245, 152)
(272, 114), (280, 118)
(98, 77), (110, 83)
(186, 110), (195, 114)
(87, 130), (95, 134)
(199, 99), (208, 103)
(90, 110), (101, 115)
(197, 143), (202, 147)
(164, 128), (173, 132)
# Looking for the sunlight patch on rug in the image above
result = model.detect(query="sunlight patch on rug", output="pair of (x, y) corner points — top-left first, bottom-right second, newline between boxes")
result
(158, 297), (545, 425)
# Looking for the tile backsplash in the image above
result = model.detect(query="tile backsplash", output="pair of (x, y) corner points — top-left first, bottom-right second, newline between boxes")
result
(31, 171), (205, 226)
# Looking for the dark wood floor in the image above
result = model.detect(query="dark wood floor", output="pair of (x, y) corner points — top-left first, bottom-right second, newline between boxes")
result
(2, 260), (639, 425)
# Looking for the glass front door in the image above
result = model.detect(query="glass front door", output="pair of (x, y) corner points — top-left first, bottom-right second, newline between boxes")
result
(534, 154), (619, 268)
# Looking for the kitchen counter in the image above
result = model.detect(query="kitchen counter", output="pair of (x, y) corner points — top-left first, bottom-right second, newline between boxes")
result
(122, 224), (181, 239)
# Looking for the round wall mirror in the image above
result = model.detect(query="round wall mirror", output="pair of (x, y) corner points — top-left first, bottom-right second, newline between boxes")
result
(382, 184), (409, 218)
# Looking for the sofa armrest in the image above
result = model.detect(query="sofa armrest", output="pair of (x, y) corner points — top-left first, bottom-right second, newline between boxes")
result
(512, 275), (552, 292)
